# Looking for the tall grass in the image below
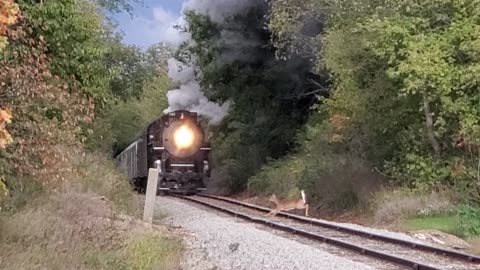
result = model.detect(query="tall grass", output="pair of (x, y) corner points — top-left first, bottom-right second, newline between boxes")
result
(0, 151), (184, 270)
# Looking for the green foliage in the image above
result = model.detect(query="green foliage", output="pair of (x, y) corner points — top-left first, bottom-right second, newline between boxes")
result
(17, 0), (119, 104)
(385, 154), (453, 189)
(249, 0), (480, 211)
(267, 0), (324, 59)
(180, 7), (323, 192)
(83, 234), (184, 270)
(108, 102), (144, 151)
(89, 72), (171, 154)
(248, 156), (304, 198)
(108, 41), (162, 101)
(458, 205), (480, 237)
(270, 0), (480, 196)
(0, 0), (19, 51)
(1, 0), (173, 211)
(124, 235), (184, 270)
(1, 17), (96, 195)
(83, 250), (130, 270)
(336, 0), (480, 189)
(0, 177), (8, 208)
(96, 0), (135, 13)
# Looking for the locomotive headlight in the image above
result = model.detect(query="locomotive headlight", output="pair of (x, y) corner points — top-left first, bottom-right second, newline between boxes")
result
(174, 125), (194, 149)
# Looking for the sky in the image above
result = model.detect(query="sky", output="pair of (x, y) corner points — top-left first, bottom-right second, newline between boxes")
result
(112, 0), (185, 48)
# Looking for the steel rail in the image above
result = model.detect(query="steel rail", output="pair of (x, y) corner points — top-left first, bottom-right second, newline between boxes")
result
(175, 195), (451, 270)
(199, 194), (480, 264)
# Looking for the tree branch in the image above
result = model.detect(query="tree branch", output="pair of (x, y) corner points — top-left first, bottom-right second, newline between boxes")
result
(422, 92), (441, 158)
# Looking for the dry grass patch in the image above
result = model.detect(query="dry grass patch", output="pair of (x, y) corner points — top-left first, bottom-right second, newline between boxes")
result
(63, 151), (143, 216)
(371, 188), (457, 226)
(0, 152), (183, 270)
(0, 191), (183, 270)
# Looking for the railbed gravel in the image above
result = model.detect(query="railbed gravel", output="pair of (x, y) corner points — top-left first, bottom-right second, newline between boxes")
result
(212, 196), (460, 249)
(156, 196), (393, 270)
(193, 196), (479, 270)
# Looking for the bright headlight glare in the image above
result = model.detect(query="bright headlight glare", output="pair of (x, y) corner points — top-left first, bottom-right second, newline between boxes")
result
(174, 125), (194, 149)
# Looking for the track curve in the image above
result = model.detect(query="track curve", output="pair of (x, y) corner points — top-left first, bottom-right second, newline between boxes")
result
(173, 194), (480, 270)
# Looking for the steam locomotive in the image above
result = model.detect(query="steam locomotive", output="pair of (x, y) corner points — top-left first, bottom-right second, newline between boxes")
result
(115, 110), (211, 195)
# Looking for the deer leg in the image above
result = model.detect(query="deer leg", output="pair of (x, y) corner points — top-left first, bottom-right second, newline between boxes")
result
(271, 209), (280, 217)
(305, 204), (309, 217)
(265, 208), (277, 217)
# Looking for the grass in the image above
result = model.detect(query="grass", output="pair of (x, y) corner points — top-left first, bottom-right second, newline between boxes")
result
(83, 235), (183, 270)
(370, 188), (457, 225)
(402, 214), (460, 235)
(0, 151), (184, 270)
(83, 250), (130, 270)
(124, 235), (184, 270)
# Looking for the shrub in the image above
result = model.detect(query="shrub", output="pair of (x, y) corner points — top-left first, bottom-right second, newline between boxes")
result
(247, 156), (304, 199)
(248, 146), (383, 211)
(458, 205), (480, 238)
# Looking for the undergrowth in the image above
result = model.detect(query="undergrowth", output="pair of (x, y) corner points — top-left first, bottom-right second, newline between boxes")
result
(0, 151), (184, 270)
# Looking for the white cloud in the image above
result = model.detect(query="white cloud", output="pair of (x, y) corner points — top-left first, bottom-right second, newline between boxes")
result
(118, 6), (187, 47)
(152, 7), (176, 25)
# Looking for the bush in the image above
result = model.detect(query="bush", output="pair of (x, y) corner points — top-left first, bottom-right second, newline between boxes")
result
(89, 73), (171, 155)
(247, 156), (304, 199)
(458, 206), (480, 238)
(248, 146), (383, 211)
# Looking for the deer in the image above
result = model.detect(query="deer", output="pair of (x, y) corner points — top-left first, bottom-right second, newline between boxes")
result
(265, 190), (309, 217)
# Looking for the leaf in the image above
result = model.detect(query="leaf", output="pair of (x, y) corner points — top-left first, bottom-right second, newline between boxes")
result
(0, 109), (12, 124)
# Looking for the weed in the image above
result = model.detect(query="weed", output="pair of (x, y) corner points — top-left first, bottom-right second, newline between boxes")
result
(124, 235), (184, 270)
(402, 214), (461, 236)
(458, 205), (480, 238)
(63, 151), (142, 216)
(371, 188), (457, 225)
(83, 250), (130, 270)
(0, 151), (183, 270)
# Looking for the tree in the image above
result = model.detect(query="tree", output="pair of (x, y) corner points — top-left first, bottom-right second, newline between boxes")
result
(318, 0), (480, 189)
(178, 7), (324, 191)
(17, 0), (118, 106)
(252, 0), (480, 204)
(0, 0), (19, 51)
(0, 0), (19, 204)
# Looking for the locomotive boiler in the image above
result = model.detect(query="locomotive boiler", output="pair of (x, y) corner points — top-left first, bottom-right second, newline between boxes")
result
(116, 110), (211, 195)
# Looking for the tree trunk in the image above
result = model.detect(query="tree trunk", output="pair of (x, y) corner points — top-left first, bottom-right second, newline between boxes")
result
(422, 92), (441, 158)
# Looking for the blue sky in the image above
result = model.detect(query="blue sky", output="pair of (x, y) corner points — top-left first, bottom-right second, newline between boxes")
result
(112, 0), (185, 48)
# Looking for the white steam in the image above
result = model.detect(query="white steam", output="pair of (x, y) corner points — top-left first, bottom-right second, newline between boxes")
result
(164, 59), (230, 125)
(164, 0), (258, 125)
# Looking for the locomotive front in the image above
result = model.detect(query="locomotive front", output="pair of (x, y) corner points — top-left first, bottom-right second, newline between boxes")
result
(149, 110), (210, 194)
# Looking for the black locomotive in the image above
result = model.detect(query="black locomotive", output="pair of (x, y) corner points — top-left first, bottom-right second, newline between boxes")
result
(115, 110), (211, 195)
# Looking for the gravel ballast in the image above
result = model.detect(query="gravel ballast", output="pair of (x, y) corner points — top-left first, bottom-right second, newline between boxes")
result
(156, 197), (379, 270)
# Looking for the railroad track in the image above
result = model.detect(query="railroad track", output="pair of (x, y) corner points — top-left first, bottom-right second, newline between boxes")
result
(173, 194), (480, 270)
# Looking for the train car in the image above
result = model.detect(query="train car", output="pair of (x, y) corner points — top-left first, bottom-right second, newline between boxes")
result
(116, 110), (211, 195)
